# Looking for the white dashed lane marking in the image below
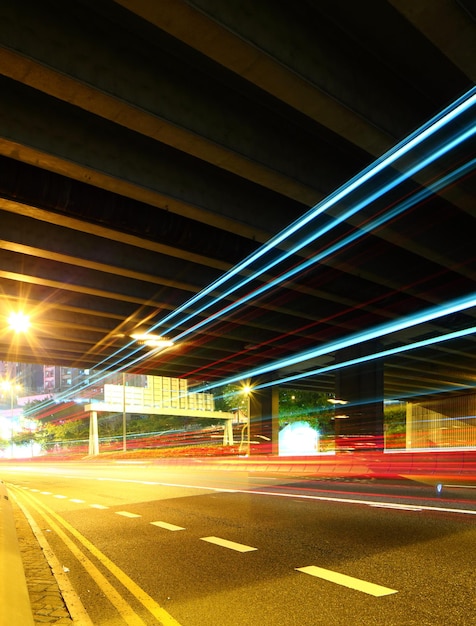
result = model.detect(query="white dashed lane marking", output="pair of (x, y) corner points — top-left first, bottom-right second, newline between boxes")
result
(200, 536), (258, 553)
(296, 565), (398, 596)
(150, 521), (185, 531)
(17, 485), (406, 600)
(115, 511), (142, 518)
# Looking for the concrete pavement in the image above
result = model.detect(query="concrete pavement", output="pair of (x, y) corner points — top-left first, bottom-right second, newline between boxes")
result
(8, 488), (73, 625)
(0, 480), (34, 626)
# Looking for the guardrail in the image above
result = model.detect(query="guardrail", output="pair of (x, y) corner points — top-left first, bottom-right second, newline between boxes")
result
(0, 480), (34, 626)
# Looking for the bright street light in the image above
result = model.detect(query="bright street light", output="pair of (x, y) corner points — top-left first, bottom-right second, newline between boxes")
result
(8, 311), (30, 333)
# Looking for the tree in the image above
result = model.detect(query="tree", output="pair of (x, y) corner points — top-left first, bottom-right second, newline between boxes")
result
(214, 385), (335, 433)
(12, 430), (36, 447)
(214, 383), (249, 414)
(279, 389), (334, 433)
(384, 402), (406, 433)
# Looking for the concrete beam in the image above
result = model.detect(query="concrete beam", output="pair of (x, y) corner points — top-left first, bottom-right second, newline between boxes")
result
(85, 403), (234, 420)
(389, 0), (476, 82)
(114, 0), (396, 155)
(0, 0), (345, 211)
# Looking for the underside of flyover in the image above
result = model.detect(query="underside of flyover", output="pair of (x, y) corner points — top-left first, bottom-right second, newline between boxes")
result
(0, 0), (474, 427)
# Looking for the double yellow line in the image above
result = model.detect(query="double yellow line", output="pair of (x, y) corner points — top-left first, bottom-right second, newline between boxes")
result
(10, 486), (182, 626)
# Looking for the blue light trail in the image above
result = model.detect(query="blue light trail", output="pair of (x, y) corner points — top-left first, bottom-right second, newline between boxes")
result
(156, 94), (476, 340)
(254, 326), (476, 391)
(191, 293), (476, 392)
(83, 86), (475, 377)
(169, 154), (475, 344)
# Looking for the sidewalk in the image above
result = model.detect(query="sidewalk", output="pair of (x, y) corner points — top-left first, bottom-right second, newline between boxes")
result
(11, 496), (73, 625)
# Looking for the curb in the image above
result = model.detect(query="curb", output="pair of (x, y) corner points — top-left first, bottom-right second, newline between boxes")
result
(0, 480), (34, 626)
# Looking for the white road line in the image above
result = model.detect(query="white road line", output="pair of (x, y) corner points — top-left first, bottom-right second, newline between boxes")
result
(18, 473), (476, 517)
(115, 511), (141, 518)
(150, 521), (185, 531)
(369, 503), (422, 511)
(90, 503), (109, 509)
(296, 565), (398, 597)
(200, 536), (257, 553)
(41, 491), (52, 495)
(70, 499), (85, 503)
(444, 484), (476, 489)
(212, 488), (476, 517)
(72, 477), (476, 517)
(54, 494), (68, 499)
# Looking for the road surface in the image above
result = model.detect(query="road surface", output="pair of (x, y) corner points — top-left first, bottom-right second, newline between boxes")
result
(2, 460), (476, 625)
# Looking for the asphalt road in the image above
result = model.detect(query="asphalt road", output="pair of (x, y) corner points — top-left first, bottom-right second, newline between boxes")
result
(3, 461), (476, 626)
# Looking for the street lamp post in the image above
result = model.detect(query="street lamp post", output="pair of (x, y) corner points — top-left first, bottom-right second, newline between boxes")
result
(9, 385), (13, 456)
(122, 371), (127, 452)
(246, 391), (251, 456)
(241, 384), (252, 456)
(1, 380), (20, 458)
(4, 312), (29, 458)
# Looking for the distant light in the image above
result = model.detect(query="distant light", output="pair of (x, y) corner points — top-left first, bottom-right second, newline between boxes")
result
(1, 380), (21, 392)
(328, 398), (348, 405)
(8, 311), (30, 333)
(279, 421), (319, 456)
(334, 414), (350, 419)
(130, 333), (174, 350)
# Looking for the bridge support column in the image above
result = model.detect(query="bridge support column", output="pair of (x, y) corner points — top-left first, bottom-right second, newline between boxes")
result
(334, 342), (384, 451)
(88, 410), (99, 456)
(223, 418), (234, 445)
(249, 385), (279, 455)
